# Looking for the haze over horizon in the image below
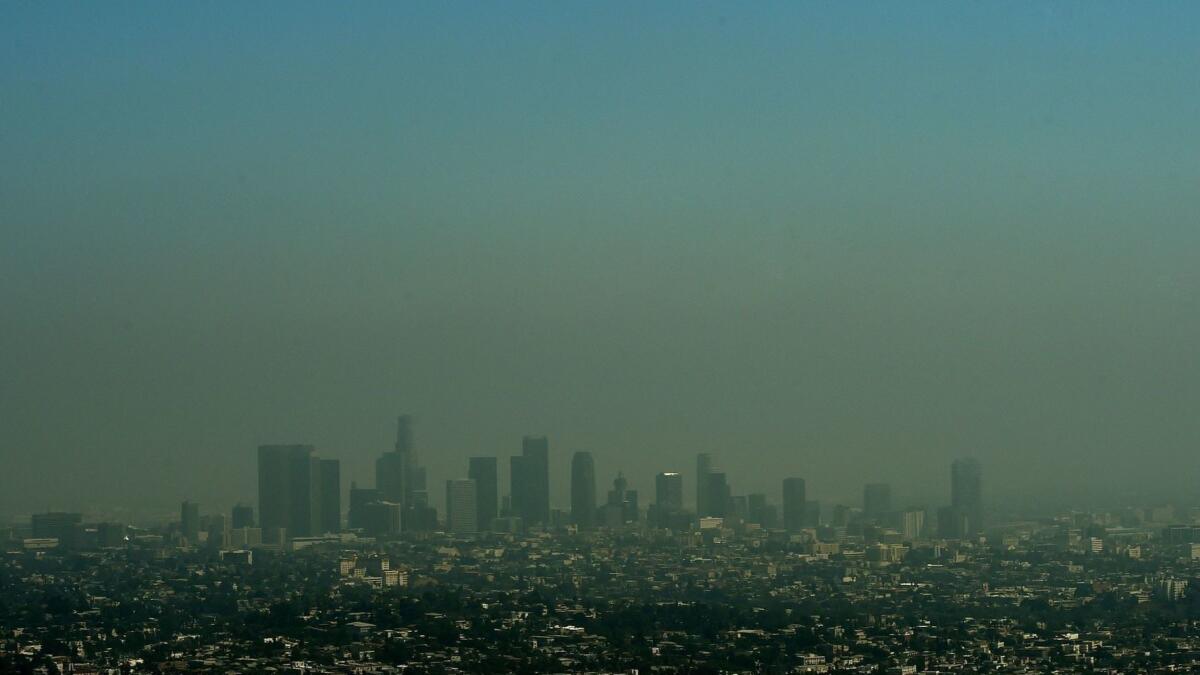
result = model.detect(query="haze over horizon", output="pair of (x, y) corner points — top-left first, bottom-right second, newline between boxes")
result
(3, 3), (1199, 519)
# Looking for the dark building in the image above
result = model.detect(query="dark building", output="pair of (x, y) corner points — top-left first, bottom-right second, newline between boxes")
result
(703, 472), (730, 518)
(602, 472), (637, 526)
(782, 477), (807, 532)
(319, 458), (341, 533)
(96, 522), (126, 548)
(747, 493), (768, 525)
(519, 435), (550, 526)
(655, 472), (684, 514)
(863, 483), (892, 521)
(468, 457), (498, 531)
(951, 457), (983, 537)
(804, 500), (821, 528)
(360, 501), (402, 537)
(509, 455), (527, 527)
(348, 483), (382, 530)
(32, 512), (82, 546)
(181, 501), (201, 542)
(231, 504), (255, 530)
(258, 444), (322, 539)
(571, 451), (597, 528)
(375, 414), (426, 509)
(696, 453), (714, 517)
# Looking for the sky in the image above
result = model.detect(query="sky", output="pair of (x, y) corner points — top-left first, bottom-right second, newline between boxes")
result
(2, 2), (1199, 521)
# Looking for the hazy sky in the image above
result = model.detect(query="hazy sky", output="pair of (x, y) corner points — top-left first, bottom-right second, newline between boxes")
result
(3, 3), (1199, 519)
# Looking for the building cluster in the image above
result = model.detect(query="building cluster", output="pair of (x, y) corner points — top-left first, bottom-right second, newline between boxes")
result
(7, 501), (1200, 673)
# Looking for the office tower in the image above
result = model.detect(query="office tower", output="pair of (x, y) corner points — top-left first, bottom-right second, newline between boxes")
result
(361, 501), (402, 537)
(206, 514), (229, 550)
(181, 501), (201, 542)
(703, 472), (730, 518)
(747, 493), (768, 525)
(951, 457), (983, 536)
(519, 436), (550, 526)
(468, 457), (498, 531)
(375, 414), (426, 509)
(696, 453), (713, 517)
(348, 483), (382, 530)
(863, 483), (892, 521)
(376, 451), (406, 504)
(319, 458), (341, 533)
(782, 477), (807, 533)
(32, 512), (83, 547)
(258, 444), (322, 539)
(231, 504), (255, 530)
(571, 452), (597, 528)
(832, 504), (851, 528)
(97, 522), (126, 548)
(602, 471), (636, 526)
(899, 508), (926, 540)
(445, 479), (478, 534)
(509, 455), (527, 526)
(656, 472), (684, 514)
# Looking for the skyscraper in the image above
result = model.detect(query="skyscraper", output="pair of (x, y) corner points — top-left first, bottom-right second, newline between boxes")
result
(703, 472), (730, 518)
(468, 457), (498, 531)
(863, 483), (892, 521)
(571, 451), (597, 528)
(319, 458), (341, 533)
(348, 482), (381, 530)
(509, 455), (527, 526)
(445, 478), (478, 534)
(782, 477), (807, 533)
(375, 414), (425, 509)
(520, 435), (550, 526)
(258, 444), (322, 539)
(655, 472), (684, 514)
(181, 501), (200, 542)
(950, 457), (983, 537)
(696, 453), (713, 517)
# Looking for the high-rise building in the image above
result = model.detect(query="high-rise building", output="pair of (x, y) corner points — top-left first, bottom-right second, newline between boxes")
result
(782, 477), (807, 533)
(696, 453), (713, 516)
(703, 472), (730, 518)
(375, 415), (426, 510)
(571, 451), (597, 528)
(509, 455), (527, 527)
(863, 483), (892, 521)
(445, 479), (478, 534)
(348, 483), (381, 530)
(258, 444), (322, 539)
(520, 435), (550, 526)
(468, 457), (498, 531)
(31, 512), (82, 547)
(319, 458), (341, 533)
(360, 501), (402, 537)
(181, 501), (201, 542)
(656, 472), (684, 514)
(231, 504), (255, 530)
(951, 457), (983, 537)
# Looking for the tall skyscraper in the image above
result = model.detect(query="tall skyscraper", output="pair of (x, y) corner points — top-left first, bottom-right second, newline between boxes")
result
(520, 435), (550, 526)
(375, 414), (425, 509)
(445, 479), (478, 534)
(696, 453), (713, 517)
(863, 483), (892, 521)
(703, 472), (730, 518)
(655, 472), (684, 513)
(258, 444), (323, 539)
(782, 477), (807, 533)
(950, 457), (983, 537)
(509, 455), (527, 526)
(319, 458), (341, 533)
(571, 451), (597, 528)
(180, 501), (200, 542)
(468, 457), (498, 531)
